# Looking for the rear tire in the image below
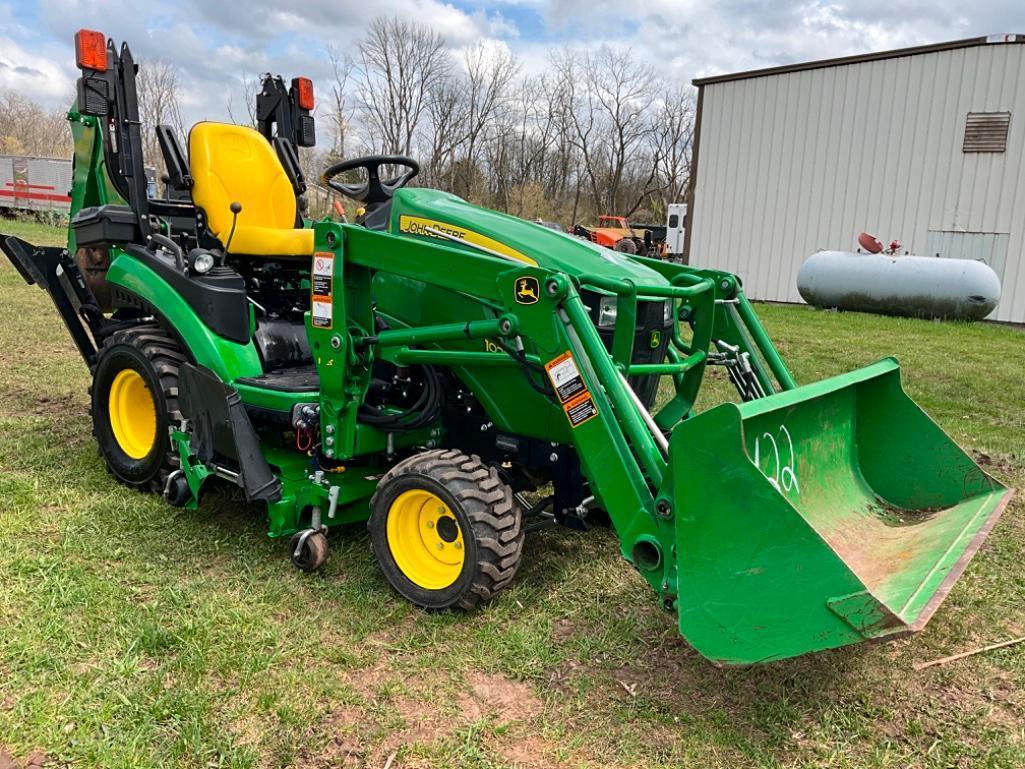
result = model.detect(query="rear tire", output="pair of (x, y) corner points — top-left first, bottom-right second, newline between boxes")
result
(90, 324), (184, 492)
(369, 449), (524, 610)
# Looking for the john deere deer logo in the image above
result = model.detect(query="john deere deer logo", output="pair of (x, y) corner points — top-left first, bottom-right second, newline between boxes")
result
(515, 276), (540, 305)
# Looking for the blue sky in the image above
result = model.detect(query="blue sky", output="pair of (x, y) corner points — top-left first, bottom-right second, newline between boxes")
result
(1, 0), (1022, 125)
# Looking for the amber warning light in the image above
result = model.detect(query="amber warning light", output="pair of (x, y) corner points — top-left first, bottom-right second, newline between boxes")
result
(75, 29), (107, 71)
(294, 77), (314, 110)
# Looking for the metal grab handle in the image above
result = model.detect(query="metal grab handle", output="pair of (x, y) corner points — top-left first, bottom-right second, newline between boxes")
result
(579, 273), (714, 299)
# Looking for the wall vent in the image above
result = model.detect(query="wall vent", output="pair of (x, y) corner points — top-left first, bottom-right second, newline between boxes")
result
(963, 112), (1011, 153)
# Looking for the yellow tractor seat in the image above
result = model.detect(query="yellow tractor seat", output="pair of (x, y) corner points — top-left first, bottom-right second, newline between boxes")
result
(188, 122), (313, 257)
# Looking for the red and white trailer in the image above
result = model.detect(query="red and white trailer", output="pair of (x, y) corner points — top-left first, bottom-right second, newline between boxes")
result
(0, 155), (72, 214)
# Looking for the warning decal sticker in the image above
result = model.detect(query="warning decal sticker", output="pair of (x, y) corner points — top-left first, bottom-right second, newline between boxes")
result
(312, 252), (334, 328)
(563, 392), (598, 427)
(312, 298), (332, 329)
(545, 351), (598, 428)
(545, 351), (586, 404)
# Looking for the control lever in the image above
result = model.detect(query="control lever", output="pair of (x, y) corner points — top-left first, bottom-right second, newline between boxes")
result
(224, 201), (243, 253)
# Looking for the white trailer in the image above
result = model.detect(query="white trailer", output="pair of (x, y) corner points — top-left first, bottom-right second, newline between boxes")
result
(665, 203), (687, 257)
(0, 155), (72, 214)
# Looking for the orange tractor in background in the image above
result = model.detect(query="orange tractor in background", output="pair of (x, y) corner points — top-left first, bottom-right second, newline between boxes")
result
(574, 215), (652, 255)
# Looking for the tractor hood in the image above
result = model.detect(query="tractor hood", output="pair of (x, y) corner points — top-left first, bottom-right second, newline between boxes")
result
(388, 188), (667, 287)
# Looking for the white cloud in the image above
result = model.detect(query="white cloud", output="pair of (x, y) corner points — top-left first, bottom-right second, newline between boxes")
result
(0, 35), (76, 103)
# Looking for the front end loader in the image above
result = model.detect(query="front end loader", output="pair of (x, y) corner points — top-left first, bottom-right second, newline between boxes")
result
(1, 31), (1011, 665)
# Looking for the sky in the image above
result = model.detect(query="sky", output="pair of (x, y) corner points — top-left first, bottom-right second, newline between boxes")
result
(1, 0), (1022, 126)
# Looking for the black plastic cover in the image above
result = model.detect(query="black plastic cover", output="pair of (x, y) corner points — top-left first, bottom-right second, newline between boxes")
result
(72, 205), (140, 247)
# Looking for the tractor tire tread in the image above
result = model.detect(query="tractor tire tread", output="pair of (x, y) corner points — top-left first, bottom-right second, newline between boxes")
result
(92, 323), (183, 494)
(370, 449), (524, 611)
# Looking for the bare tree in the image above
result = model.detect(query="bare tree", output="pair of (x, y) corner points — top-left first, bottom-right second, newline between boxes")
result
(421, 75), (467, 188)
(0, 90), (71, 158)
(227, 71), (260, 128)
(573, 47), (658, 215)
(357, 17), (449, 155)
(452, 42), (517, 198)
(325, 47), (356, 161)
(649, 86), (695, 213)
(136, 59), (185, 173)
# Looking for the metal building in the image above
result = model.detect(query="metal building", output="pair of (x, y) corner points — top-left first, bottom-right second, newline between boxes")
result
(685, 35), (1025, 323)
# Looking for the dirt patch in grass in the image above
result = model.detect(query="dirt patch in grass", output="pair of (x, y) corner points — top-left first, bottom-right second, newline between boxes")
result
(294, 704), (368, 768)
(297, 663), (565, 768)
(0, 384), (83, 420)
(466, 671), (542, 721)
(0, 747), (49, 769)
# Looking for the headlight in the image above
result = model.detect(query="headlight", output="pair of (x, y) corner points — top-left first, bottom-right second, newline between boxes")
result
(189, 249), (216, 274)
(664, 298), (675, 323)
(597, 295), (618, 328)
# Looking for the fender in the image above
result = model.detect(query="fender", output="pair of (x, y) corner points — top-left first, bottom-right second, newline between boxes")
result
(106, 250), (263, 382)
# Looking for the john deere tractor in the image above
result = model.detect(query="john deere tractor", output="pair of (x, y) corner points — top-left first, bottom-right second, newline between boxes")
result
(1, 31), (1012, 664)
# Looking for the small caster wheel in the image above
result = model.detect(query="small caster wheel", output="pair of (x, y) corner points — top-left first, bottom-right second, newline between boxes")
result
(163, 470), (192, 507)
(289, 529), (328, 572)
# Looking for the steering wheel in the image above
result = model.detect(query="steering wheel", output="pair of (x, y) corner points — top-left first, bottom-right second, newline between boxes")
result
(321, 155), (419, 206)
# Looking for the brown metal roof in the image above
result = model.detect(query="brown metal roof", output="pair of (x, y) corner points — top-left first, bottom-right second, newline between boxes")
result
(692, 34), (1025, 87)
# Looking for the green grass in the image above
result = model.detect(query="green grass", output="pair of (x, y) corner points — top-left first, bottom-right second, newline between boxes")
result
(0, 214), (68, 248)
(1, 217), (1023, 768)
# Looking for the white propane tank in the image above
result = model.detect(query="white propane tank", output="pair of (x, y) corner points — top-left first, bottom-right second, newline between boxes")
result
(796, 251), (1001, 321)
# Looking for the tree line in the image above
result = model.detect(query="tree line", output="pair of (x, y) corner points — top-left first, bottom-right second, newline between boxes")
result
(319, 17), (694, 224)
(0, 16), (694, 226)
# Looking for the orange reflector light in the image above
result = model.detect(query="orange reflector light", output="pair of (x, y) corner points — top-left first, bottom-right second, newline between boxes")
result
(294, 77), (314, 110)
(75, 29), (107, 71)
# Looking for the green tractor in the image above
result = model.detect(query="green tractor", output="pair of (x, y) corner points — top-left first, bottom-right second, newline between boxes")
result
(1, 30), (1012, 664)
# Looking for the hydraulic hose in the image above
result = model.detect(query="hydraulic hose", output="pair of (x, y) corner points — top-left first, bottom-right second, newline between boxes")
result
(357, 364), (442, 432)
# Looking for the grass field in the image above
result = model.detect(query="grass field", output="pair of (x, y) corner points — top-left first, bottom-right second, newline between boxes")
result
(0, 216), (1023, 769)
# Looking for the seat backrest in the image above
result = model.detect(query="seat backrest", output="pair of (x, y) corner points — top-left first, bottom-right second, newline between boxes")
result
(188, 122), (297, 245)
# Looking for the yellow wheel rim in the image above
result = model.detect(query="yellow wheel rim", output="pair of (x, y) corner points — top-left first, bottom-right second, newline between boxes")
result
(108, 368), (158, 460)
(386, 489), (465, 590)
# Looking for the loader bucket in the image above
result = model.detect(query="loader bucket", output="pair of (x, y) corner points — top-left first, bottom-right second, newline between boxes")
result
(669, 357), (1011, 665)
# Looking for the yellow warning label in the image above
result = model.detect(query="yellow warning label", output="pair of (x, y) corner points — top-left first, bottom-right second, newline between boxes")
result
(563, 391), (598, 427)
(398, 215), (537, 266)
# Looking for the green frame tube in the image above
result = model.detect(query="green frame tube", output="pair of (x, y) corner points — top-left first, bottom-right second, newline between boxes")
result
(736, 294), (797, 391)
(562, 292), (667, 488)
(370, 315), (518, 348)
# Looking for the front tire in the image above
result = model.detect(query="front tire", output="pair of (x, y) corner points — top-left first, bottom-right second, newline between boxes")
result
(90, 324), (184, 492)
(369, 449), (523, 610)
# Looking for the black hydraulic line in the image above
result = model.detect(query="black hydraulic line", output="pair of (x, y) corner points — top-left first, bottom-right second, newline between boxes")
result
(357, 364), (443, 432)
(491, 337), (557, 402)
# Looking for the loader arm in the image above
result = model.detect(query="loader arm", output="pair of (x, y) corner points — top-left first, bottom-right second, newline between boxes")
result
(322, 221), (1010, 664)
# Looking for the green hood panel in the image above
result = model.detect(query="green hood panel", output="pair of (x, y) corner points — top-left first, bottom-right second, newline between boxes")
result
(389, 188), (668, 287)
